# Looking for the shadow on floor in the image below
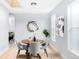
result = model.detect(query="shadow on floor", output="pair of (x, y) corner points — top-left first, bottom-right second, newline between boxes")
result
(16, 53), (63, 59)
(16, 54), (32, 59)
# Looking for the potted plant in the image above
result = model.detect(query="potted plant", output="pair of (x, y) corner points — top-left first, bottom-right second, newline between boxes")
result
(43, 29), (49, 37)
(42, 29), (49, 46)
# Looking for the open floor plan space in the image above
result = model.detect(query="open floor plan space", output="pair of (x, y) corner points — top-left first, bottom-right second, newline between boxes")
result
(0, 0), (79, 59)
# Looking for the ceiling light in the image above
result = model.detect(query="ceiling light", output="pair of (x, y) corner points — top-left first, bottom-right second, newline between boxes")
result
(31, 2), (37, 6)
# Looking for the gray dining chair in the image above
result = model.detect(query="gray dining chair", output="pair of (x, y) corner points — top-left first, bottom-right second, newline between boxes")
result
(41, 41), (48, 57)
(15, 41), (28, 57)
(29, 42), (41, 59)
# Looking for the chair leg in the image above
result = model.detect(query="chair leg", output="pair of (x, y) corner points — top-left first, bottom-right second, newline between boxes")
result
(37, 53), (41, 59)
(44, 49), (48, 57)
(17, 49), (20, 57)
(26, 48), (29, 54)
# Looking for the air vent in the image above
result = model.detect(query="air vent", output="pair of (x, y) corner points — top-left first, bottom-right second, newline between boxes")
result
(31, 2), (37, 5)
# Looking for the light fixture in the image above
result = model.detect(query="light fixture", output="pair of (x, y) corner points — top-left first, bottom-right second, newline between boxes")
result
(31, 2), (37, 6)
(7, 0), (19, 8)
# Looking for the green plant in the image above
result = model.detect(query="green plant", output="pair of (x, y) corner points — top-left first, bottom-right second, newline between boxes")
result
(43, 29), (49, 37)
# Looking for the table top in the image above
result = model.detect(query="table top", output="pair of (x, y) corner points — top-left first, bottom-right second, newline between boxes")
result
(20, 39), (45, 45)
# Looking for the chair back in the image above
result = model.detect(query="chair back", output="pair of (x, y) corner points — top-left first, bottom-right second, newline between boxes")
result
(29, 42), (41, 55)
(15, 40), (27, 50)
(40, 40), (48, 49)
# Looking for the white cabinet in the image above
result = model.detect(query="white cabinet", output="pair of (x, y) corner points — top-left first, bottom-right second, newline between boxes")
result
(67, 0), (79, 56)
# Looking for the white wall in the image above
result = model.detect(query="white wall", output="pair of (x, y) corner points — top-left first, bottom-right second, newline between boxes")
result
(15, 13), (50, 41)
(0, 6), (9, 55)
(50, 0), (79, 59)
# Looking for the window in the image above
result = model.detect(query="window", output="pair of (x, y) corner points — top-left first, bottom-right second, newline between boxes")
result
(9, 14), (15, 32)
(50, 14), (56, 42)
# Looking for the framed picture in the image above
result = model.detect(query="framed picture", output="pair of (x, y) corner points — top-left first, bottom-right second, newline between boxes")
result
(56, 16), (64, 38)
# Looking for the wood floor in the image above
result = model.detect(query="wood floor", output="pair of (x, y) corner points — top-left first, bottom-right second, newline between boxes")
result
(0, 44), (64, 59)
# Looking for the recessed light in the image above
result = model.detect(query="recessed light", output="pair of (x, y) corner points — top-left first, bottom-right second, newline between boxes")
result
(31, 2), (37, 5)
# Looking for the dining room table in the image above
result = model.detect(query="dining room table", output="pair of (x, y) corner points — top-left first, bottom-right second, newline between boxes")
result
(20, 39), (48, 58)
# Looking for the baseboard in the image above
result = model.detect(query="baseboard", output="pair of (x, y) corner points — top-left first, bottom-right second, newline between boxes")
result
(0, 46), (9, 56)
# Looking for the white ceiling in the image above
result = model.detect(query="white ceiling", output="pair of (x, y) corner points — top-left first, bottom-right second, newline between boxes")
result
(1, 0), (63, 13)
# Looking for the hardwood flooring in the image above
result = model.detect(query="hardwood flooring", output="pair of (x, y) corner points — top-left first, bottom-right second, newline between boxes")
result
(0, 44), (64, 59)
